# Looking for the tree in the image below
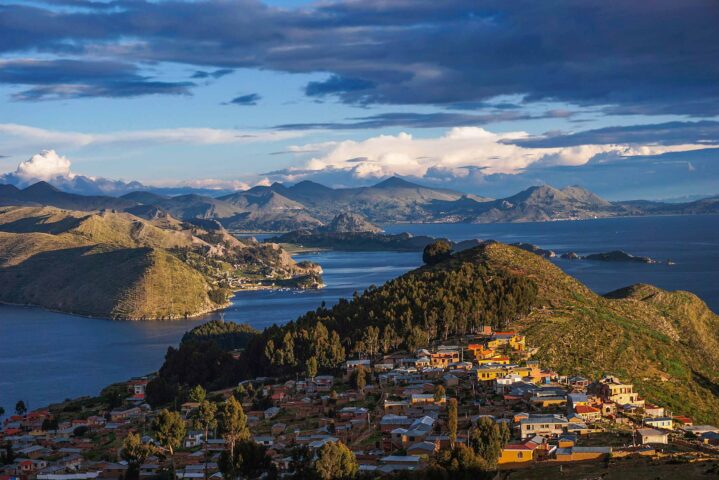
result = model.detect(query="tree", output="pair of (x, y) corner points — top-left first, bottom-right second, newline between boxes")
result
(351, 366), (367, 392)
(469, 417), (505, 469)
(193, 401), (217, 480)
(15, 401), (27, 417)
(122, 432), (157, 480)
(0, 407), (4, 420)
(306, 356), (318, 379)
(313, 441), (358, 480)
(434, 385), (446, 404)
(152, 409), (186, 480)
(448, 398), (458, 449)
(423, 240), (453, 265)
(218, 396), (250, 463)
(188, 385), (207, 403)
(219, 440), (275, 480)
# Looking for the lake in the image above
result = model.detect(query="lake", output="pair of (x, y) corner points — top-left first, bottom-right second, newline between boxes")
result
(1, 214), (717, 415)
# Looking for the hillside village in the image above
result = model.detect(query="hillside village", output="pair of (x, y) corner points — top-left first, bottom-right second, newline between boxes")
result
(3, 327), (719, 479)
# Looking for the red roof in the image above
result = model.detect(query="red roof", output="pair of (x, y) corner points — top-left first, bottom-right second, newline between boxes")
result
(575, 405), (600, 414)
(504, 441), (538, 451)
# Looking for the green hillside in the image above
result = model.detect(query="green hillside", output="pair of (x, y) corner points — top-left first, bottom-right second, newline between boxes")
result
(0, 205), (322, 319)
(235, 242), (719, 423)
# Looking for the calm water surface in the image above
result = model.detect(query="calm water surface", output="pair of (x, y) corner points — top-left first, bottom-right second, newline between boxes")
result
(1, 215), (717, 414)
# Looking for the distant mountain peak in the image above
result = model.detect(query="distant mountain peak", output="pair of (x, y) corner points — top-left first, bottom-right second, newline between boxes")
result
(372, 176), (419, 189)
(24, 181), (62, 194)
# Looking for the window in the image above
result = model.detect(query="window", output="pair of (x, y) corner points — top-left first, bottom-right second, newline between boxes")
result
(518, 452), (523, 458)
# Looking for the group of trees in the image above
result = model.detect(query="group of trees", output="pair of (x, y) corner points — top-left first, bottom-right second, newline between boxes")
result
(180, 320), (259, 351)
(241, 245), (537, 379)
(145, 340), (243, 407)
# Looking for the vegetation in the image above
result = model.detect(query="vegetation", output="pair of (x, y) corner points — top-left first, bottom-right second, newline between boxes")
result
(423, 239), (453, 265)
(312, 441), (358, 480)
(182, 320), (259, 350)
(152, 409), (187, 479)
(0, 205), (321, 319)
(242, 245), (537, 378)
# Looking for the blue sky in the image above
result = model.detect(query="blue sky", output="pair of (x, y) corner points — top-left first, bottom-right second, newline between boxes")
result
(0, 0), (717, 199)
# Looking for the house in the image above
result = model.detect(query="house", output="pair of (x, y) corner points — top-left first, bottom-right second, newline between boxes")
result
(109, 407), (141, 422)
(567, 376), (590, 389)
(443, 374), (459, 387)
(345, 359), (371, 372)
(643, 404), (665, 417)
(380, 415), (413, 433)
(264, 407), (281, 420)
(253, 435), (274, 447)
(574, 405), (601, 422)
(637, 428), (669, 445)
(567, 393), (589, 410)
(430, 351), (459, 369)
(597, 376), (643, 406)
(644, 417), (673, 430)
(495, 374), (524, 394)
(313, 375), (334, 392)
(477, 355), (510, 366)
(488, 332), (525, 351)
(555, 446), (611, 462)
(475, 365), (526, 382)
(410, 394), (445, 406)
(406, 441), (437, 457)
(519, 414), (568, 439)
(498, 440), (539, 464)
(379, 455), (422, 467)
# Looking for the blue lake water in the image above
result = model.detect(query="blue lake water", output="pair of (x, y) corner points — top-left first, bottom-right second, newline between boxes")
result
(1, 215), (717, 415)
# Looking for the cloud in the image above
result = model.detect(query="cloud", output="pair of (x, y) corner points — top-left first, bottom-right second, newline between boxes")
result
(507, 121), (719, 148)
(191, 68), (234, 79)
(305, 75), (375, 99)
(271, 127), (710, 185)
(275, 109), (575, 130)
(0, 59), (193, 100)
(14, 149), (74, 181)
(225, 93), (261, 106)
(0, 123), (302, 151)
(1, 1), (717, 114)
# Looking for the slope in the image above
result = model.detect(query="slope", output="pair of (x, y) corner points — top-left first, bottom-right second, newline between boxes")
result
(232, 242), (719, 423)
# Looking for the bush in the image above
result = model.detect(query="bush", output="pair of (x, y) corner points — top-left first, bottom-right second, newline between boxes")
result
(423, 240), (453, 265)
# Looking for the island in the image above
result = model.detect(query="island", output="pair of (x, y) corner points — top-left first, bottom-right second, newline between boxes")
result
(0, 205), (322, 320)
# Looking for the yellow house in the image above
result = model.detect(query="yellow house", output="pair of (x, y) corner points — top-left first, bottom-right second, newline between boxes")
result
(487, 332), (526, 351)
(475, 365), (532, 381)
(499, 441), (538, 464)
(477, 355), (510, 366)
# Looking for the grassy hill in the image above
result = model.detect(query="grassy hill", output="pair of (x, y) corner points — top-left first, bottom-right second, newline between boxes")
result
(0, 205), (322, 319)
(456, 243), (719, 423)
(236, 241), (719, 423)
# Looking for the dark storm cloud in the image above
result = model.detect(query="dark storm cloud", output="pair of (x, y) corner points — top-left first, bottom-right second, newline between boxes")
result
(0, 0), (716, 113)
(0, 59), (193, 100)
(508, 121), (719, 148)
(275, 109), (574, 130)
(225, 93), (261, 106)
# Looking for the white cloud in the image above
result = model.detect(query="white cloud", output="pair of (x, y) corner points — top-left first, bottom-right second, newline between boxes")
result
(290, 127), (707, 180)
(0, 123), (302, 151)
(15, 150), (75, 181)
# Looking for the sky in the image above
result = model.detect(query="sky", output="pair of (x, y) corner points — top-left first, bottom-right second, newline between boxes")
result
(0, 0), (718, 200)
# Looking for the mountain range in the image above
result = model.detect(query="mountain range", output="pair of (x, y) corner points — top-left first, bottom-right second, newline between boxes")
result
(1, 177), (717, 232)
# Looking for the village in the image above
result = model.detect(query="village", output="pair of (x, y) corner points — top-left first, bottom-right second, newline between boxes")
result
(3, 328), (719, 479)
